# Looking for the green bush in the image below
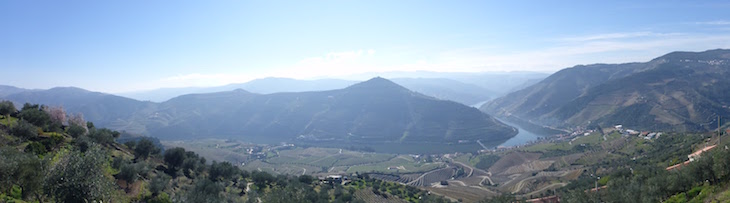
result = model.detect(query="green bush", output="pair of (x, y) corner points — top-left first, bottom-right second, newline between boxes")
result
(67, 124), (87, 138)
(24, 142), (47, 155)
(148, 192), (172, 203)
(10, 119), (37, 140)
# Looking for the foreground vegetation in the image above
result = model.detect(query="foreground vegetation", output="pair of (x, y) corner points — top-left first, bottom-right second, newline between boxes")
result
(0, 101), (451, 203)
(554, 132), (730, 203)
(5, 99), (730, 203)
(474, 128), (730, 203)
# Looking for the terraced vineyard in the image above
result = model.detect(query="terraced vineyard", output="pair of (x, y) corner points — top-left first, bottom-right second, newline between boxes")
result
(368, 166), (458, 187)
(353, 188), (409, 203)
(369, 173), (422, 184)
(413, 167), (456, 186)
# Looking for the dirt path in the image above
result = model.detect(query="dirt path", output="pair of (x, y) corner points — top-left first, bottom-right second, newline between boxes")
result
(451, 159), (492, 179)
(510, 173), (564, 194)
(512, 178), (528, 193)
(479, 176), (494, 186)
(512, 175), (545, 193)
(407, 167), (448, 185)
(246, 182), (253, 192)
(449, 180), (467, 186)
(451, 161), (474, 177)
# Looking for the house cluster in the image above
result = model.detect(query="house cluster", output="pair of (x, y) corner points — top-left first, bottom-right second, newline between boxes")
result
(615, 125), (662, 140)
(566, 126), (593, 138)
(318, 174), (352, 185)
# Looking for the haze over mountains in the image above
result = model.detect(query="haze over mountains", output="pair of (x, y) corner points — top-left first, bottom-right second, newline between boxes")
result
(3, 49), (730, 146)
(146, 77), (517, 143)
(117, 72), (548, 105)
(0, 77), (518, 148)
(482, 49), (730, 132)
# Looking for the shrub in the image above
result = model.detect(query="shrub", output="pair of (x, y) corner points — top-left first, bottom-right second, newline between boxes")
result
(10, 119), (37, 140)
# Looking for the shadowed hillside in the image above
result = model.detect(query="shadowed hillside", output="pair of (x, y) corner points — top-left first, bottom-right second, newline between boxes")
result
(146, 77), (517, 144)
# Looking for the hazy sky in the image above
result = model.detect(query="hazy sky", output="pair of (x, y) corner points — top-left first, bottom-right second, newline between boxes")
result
(2, 1), (730, 93)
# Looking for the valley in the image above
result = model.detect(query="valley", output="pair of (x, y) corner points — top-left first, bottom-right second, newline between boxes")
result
(4, 1), (730, 202)
(3, 49), (730, 202)
(162, 123), (706, 202)
(163, 122), (728, 202)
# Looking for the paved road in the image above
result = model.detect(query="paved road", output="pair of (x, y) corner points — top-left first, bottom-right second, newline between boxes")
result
(476, 140), (489, 150)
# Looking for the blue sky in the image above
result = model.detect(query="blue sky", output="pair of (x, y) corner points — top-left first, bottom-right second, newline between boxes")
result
(2, 0), (730, 93)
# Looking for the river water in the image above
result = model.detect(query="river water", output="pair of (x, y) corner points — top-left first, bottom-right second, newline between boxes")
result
(471, 101), (548, 147)
(495, 118), (548, 147)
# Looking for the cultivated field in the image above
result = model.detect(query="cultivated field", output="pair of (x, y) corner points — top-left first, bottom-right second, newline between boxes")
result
(164, 131), (649, 202)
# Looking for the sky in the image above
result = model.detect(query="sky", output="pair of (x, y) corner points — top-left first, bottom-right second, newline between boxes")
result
(2, 0), (730, 93)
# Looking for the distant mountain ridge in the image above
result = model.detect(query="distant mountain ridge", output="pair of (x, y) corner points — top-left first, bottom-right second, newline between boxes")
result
(483, 49), (730, 132)
(115, 72), (549, 105)
(146, 77), (517, 144)
(0, 85), (36, 97)
(0, 78), (517, 147)
(117, 78), (359, 102)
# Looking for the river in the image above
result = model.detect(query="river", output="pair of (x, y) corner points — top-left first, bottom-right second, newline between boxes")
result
(496, 118), (549, 147)
(471, 101), (549, 147)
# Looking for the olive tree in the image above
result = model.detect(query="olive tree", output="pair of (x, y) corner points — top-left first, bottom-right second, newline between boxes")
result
(44, 145), (115, 202)
(134, 138), (160, 160)
(10, 119), (37, 140)
(0, 147), (45, 201)
(0, 100), (16, 119)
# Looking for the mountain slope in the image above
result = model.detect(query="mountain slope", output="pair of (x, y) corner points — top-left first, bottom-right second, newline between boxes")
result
(145, 77), (517, 144)
(2, 87), (157, 129)
(550, 49), (730, 131)
(483, 49), (730, 131)
(481, 63), (646, 126)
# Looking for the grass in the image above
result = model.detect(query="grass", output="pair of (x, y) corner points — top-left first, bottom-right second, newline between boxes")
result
(618, 136), (651, 156)
(453, 153), (473, 166)
(572, 133), (603, 145)
(268, 148), (395, 169)
(346, 155), (443, 174)
(334, 153), (394, 166)
(0, 116), (18, 127)
(522, 142), (572, 152)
